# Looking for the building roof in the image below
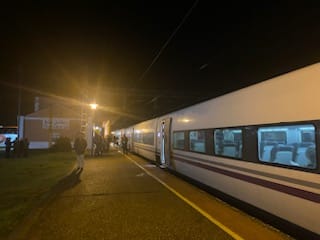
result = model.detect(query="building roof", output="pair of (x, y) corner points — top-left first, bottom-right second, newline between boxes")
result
(25, 104), (81, 119)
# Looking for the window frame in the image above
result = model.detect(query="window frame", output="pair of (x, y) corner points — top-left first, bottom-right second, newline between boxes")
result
(172, 131), (186, 150)
(213, 127), (244, 160)
(257, 123), (317, 170)
(188, 129), (207, 153)
(169, 120), (319, 173)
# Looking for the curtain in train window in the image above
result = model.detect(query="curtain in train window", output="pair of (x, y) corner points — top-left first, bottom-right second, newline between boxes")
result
(214, 129), (242, 159)
(258, 124), (316, 169)
(173, 131), (185, 150)
(189, 130), (206, 153)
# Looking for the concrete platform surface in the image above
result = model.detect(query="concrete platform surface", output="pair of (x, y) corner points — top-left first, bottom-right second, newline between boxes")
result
(9, 150), (294, 240)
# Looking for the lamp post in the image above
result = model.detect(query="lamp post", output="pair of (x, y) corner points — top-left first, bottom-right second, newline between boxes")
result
(89, 103), (98, 156)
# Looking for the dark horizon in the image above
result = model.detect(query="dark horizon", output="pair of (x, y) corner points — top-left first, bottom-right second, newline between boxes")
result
(1, 2), (319, 127)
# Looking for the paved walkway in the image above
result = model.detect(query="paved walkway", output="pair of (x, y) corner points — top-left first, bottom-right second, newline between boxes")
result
(9, 150), (293, 240)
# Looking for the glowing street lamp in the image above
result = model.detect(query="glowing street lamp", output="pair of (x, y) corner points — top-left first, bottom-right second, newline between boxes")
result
(89, 103), (98, 110)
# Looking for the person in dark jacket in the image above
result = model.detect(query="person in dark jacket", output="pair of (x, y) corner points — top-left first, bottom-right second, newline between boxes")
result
(74, 133), (87, 170)
(13, 137), (19, 158)
(5, 137), (11, 158)
(121, 134), (128, 154)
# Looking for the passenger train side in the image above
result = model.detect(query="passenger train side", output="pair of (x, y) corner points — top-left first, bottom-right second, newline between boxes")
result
(113, 63), (320, 239)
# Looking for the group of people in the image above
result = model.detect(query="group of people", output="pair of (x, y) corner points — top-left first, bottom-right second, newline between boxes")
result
(112, 134), (129, 154)
(74, 133), (128, 171)
(5, 137), (29, 158)
(93, 134), (111, 156)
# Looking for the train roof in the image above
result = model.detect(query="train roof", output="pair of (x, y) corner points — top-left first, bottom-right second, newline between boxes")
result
(117, 62), (320, 129)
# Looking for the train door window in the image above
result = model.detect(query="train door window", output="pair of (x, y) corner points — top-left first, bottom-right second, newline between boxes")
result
(214, 128), (243, 159)
(189, 130), (206, 153)
(257, 124), (316, 169)
(173, 131), (185, 150)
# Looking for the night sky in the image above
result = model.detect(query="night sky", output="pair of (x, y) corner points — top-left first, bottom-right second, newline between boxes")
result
(1, 1), (319, 127)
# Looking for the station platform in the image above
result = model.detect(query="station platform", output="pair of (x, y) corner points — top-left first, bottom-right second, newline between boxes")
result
(10, 149), (294, 240)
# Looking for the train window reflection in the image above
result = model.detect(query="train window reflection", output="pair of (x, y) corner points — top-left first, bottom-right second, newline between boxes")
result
(258, 124), (316, 169)
(214, 129), (242, 159)
(173, 131), (185, 150)
(189, 130), (206, 153)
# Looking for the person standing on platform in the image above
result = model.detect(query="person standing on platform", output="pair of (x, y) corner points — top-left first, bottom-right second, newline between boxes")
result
(5, 137), (11, 158)
(121, 134), (128, 154)
(13, 137), (19, 158)
(74, 133), (87, 170)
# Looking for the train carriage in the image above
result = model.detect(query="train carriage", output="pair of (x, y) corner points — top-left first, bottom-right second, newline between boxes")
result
(118, 63), (320, 239)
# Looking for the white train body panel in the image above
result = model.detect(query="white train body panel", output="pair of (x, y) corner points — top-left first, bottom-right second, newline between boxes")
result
(171, 152), (319, 234)
(130, 119), (158, 161)
(117, 63), (320, 237)
(170, 63), (320, 130)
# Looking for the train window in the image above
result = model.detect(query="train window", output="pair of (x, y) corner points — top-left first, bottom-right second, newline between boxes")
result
(143, 132), (154, 145)
(214, 129), (243, 159)
(173, 131), (185, 150)
(189, 130), (206, 153)
(134, 132), (143, 143)
(134, 131), (154, 145)
(258, 124), (316, 169)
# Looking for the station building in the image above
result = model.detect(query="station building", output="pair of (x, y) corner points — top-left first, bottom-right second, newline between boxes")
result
(18, 97), (111, 150)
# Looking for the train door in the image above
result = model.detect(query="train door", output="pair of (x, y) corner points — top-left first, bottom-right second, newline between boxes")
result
(160, 118), (171, 167)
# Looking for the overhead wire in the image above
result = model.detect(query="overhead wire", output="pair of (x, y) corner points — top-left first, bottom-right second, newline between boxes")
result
(137, 0), (199, 84)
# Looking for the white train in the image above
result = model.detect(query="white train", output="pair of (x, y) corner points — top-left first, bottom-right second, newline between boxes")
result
(114, 63), (320, 239)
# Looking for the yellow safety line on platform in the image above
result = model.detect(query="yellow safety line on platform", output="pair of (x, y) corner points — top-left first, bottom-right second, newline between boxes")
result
(125, 154), (244, 240)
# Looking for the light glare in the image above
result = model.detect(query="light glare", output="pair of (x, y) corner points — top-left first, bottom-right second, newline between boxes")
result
(90, 103), (98, 110)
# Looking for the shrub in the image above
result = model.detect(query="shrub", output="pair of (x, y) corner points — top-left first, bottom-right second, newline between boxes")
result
(50, 137), (72, 152)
